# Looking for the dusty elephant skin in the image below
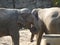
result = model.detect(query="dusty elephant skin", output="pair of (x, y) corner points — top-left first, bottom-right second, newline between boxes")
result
(33, 7), (60, 45)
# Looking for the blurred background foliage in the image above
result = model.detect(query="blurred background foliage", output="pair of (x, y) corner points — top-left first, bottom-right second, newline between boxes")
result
(0, 0), (60, 9)
(53, 0), (60, 7)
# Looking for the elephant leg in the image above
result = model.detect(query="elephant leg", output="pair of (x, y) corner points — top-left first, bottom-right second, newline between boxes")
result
(11, 31), (19, 45)
(9, 26), (19, 45)
(36, 29), (44, 45)
(30, 33), (34, 42)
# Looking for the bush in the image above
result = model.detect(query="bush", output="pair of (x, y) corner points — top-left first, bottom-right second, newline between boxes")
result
(53, 0), (60, 7)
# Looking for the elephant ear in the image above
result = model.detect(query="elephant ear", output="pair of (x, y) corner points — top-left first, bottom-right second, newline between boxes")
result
(31, 9), (38, 20)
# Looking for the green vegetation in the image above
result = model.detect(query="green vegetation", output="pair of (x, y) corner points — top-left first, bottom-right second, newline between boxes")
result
(53, 0), (60, 7)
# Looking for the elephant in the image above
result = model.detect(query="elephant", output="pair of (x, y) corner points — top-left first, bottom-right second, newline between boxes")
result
(18, 8), (39, 42)
(31, 8), (47, 44)
(0, 8), (39, 45)
(0, 8), (20, 45)
(32, 7), (60, 45)
(0, 8), (34, 45)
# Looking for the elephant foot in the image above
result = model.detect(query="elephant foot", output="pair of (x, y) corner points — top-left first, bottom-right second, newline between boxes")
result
(30, 39), (34, 42)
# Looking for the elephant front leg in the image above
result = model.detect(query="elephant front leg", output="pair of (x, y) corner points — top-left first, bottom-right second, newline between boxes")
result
(9, 27), (19, 45)
(36, 29), (43, 45)
(11, 31), (19, 45)
(30, 33), (35, 42)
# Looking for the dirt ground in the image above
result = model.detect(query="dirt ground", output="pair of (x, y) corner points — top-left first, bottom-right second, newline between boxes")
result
(0, 36), (12, 45)
(20, 29), (36, 45)
(0, 29), (36, 45)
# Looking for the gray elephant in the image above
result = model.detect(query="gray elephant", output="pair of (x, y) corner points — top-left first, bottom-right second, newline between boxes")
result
(0, 8), (39, 45)
(18, 8), (39, 42)
(32, 7), (60, 45)
(0, 8), (34, 45)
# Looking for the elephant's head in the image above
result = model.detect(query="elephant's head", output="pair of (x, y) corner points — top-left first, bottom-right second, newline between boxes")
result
(17, 8), (33, 28)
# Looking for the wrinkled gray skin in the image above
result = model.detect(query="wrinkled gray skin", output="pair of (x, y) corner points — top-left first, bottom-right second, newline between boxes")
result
(0, 8), (35, 45)
(32, 7), (60, 45)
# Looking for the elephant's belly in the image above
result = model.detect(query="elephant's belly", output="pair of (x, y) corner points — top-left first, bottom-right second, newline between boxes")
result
(0, 32), (9, 37)
(0, 28), (9, 37)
